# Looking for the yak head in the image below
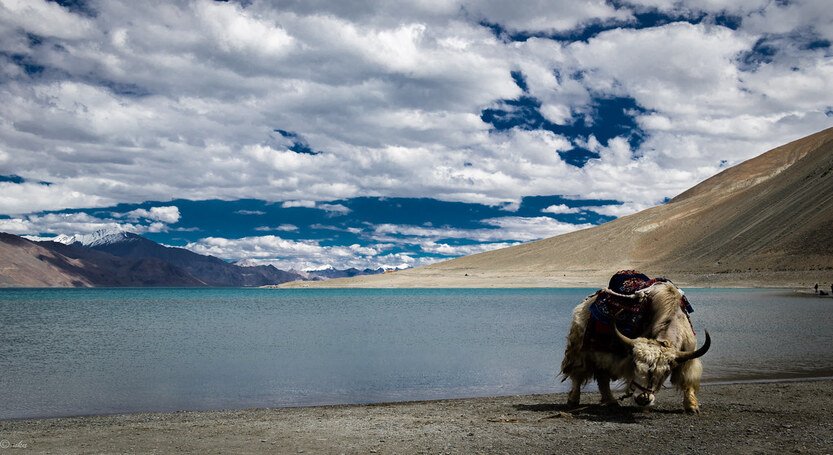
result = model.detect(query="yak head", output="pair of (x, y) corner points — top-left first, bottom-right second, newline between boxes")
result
(614, 325), (711, 407)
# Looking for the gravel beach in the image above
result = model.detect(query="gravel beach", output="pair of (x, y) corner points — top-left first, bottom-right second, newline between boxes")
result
(2, 379), (831, 454)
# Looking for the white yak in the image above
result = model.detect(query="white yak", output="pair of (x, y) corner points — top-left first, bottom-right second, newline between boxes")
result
(561, 281), (711, 413)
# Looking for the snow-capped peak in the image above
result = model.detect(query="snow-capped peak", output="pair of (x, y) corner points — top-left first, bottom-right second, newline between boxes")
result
(54, 227), (136, 247)
(234, 258), (265, 267)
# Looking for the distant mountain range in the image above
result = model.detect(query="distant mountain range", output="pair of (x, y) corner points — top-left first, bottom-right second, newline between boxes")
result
(0, 230), (383, 287)
(289, 126), (833, 288)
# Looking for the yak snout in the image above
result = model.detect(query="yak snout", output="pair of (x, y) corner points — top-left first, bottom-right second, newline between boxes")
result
(634, 392), (654, 407)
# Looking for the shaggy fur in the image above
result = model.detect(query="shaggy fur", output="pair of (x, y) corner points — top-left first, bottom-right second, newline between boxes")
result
(560, 282), (706, 413)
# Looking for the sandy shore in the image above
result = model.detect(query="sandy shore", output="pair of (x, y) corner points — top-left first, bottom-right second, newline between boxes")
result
(275, 268), (832, 289)
(2, 379), (832, 454)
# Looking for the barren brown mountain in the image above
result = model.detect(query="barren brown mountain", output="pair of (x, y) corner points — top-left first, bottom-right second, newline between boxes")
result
(0, 233), (303, 287)
(287, 126), (833, 288)
(0, 233), (93, 287)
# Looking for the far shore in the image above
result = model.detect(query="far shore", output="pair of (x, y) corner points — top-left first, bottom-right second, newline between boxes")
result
(274, 268), (833, 290)
(2, 378), (831, 454)
(270, 282), (832, 293)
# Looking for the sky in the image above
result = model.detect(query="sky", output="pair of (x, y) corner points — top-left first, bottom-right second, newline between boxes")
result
(1, 0), (832, 270)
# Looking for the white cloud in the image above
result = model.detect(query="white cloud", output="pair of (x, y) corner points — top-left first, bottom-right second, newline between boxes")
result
(744, 0), (833, 41)
(281, 200), (317, 209)
(542, 204), (581, 214)
(0, 0), (831, 226)
(0, 182), (114, 215)
(466, 0), (631, 33)
(183, 234), (435, 271)
(0, 0), (94, 41)
(255, 224), (299, 232)
(581, 202), (655, 218)
(279, 200), (351, 215)
(419, 241), (518, 256)
(0, 206), (180, 237)
(569, 23), (753, 116)
(0, 212), (133, 236)
(0, 217), (35, 235)
(481, 216), (594, 241)
(318, 203), (351, 215)
(193, 1), (295, 59)
(187, 235), (323, 260)
(122, 206), (181, 224)
(372, 216), (592, 243)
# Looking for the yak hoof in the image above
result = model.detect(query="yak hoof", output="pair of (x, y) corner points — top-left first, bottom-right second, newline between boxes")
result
(567, 398), (580, 408)
(685, 406), (701, 415)
(601, 399), (620, 407)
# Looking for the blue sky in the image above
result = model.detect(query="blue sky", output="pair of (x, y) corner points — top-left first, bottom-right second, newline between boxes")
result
(1, 0), (832, 270)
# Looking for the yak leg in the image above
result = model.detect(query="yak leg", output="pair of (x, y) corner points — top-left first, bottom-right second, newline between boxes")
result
(672, 359), (703, 414)
(596, 374), (618, 405)
(683, 387), (700, 414)
(567, 377), (582, 407)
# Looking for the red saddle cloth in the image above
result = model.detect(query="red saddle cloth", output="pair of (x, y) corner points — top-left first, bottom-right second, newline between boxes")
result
(582, 270), (692, 354)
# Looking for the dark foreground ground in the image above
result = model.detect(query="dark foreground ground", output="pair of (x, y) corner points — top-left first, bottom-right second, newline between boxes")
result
(1, 379), (831, 454)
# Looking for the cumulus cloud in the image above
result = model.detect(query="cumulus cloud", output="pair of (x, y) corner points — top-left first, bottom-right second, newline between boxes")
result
(466, 0), (631, 34)
(1, 212), (136, 237)
(371, 216), (592, 244)
(481, 216), (594, 240)
(0, 205), (181, 237)
(280, 200), (351, 215)
(255, 224), (299, 232)
(542, 204), (581, 214)
(184, 235), (434, 270)
(580, 202), (657, 218)
(0, 182), (114, 215)
(122, 206), (181, 224)
(1, 0), (831, 217)
(0, 0), (94, 41)
(419, 241), (519, 256)
(318, 203), (351, 215)
(281, 201), (317, 209)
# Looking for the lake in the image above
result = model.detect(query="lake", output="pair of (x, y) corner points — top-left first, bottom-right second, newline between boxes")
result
(1, 287), (832, 420)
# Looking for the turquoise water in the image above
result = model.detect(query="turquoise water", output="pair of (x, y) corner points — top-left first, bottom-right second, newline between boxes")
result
(0, 287), (831, 419)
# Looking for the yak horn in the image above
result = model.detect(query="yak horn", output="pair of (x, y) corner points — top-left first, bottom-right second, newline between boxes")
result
(675, 331), (711, 363)
(603, 288), (643, 300)
(613, 322), (636, 348)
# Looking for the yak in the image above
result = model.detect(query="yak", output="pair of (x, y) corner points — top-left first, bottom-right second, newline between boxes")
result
(560, 271), (711, 413)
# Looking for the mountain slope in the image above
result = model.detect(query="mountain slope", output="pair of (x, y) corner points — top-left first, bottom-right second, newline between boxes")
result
(0, 233), (93, 287)
(40, 240), (205, 287)
(0, 233), (202, 287)
(75, 232), (303, 286)
(0, 229), (376, 287)
(0, 231), (304, 287)
(290, 126), (833, 288)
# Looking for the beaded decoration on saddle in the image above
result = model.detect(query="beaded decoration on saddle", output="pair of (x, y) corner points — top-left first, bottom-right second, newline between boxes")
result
(583, 270), (694, 354)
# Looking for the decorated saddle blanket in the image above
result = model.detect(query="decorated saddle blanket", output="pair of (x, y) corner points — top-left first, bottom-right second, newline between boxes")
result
(582, 270), (694, 354)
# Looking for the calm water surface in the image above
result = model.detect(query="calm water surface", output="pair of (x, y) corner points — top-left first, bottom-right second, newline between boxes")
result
(0, 287), (831, 419)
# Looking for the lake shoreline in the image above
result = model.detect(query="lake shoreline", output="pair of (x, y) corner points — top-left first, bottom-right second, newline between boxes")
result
(2, 378), (832, 454)
(3, 374), (833, 422)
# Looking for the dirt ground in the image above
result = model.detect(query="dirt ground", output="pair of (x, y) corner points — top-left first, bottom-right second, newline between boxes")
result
(2, 379), (832, 454)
